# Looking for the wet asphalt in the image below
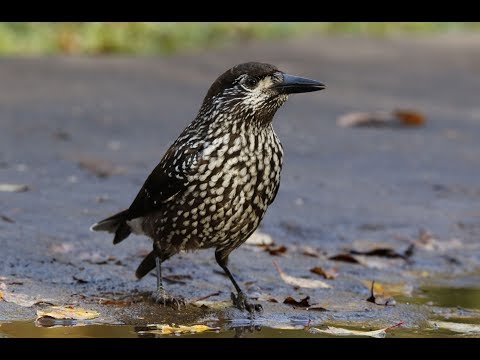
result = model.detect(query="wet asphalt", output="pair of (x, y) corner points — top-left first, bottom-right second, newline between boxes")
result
(1, 34), (480, 333)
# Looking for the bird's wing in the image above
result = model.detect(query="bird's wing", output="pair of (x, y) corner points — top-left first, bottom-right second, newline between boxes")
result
(125, 144), (202, 220)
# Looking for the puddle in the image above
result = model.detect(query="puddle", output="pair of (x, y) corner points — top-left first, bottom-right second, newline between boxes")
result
(398, 286), (480, 309)
(0, 320), (458, 338)
(2, 283), (480, 338)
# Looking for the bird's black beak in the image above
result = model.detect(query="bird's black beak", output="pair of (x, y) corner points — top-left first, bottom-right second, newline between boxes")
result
(275, 73), (325, 94)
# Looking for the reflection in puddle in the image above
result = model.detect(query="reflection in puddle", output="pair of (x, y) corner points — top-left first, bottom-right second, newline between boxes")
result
(0, 320), (468, 338)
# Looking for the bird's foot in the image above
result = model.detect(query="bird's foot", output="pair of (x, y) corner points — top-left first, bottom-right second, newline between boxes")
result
(151, 288), (186, 310)
(231, 292), (262, 314)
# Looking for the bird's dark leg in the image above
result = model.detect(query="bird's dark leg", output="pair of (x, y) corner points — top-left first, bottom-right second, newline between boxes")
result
(215, 249), (262, 314)
(151, 244), (185, 310)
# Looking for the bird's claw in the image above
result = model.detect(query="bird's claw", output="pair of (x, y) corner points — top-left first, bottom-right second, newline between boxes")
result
(152, 288), (186, 310)
(231, 292), (263, 314)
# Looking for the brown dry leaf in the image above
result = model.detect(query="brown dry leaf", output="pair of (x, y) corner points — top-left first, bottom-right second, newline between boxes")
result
(361, 280), (412, 297)
(331, 253), (404, 269)
(1, 214), (14, 223)
(140, 324), (219, 335)
(310, 266), (338, 279)
(310, 322), (403, 338)
(337, 110), (425, 128)
(283, 296), (311, 308)
(393, 109), (425, 126)
(350, 248), (406, 259)
(328, 253), (360, 264)
(36, 306), (99, 320)
(429, 321), (480, 334)
(0, 290), (3, 300)
(274, 261), (331, 289)
(265, 245), (288, 256)
(245, 231), (274, 246)
(0, 183), (29, 192)
(77, 157), (126, 178)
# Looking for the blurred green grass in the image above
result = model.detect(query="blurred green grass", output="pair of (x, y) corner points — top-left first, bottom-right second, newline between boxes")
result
(1, 22), (479, 55)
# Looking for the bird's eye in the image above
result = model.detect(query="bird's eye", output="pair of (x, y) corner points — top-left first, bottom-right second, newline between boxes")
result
(245, 77), (258, 88)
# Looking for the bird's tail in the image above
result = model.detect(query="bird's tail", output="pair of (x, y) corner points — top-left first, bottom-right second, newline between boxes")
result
(90, 209), (132, 244)
(135, 251), (156, 279)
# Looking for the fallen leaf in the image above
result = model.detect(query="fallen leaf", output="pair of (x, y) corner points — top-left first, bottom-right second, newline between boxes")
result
(274, 261), (331, 289)
(330, 253), (404, 269)
(0, 214), (14, 223)
(429, 321), (480, 334)
(366, 281), (396, 306)
(0, 290), (3, 300)
(265, 244), (288, 256)
(310, 266), (338, 279)
(283, 296), (311, 308)
(245, 231), (274, 246)
(350, 248), (406, 259)
(36, 306), (99, 320)
(77, 157), (126, 178)
(328, 254), (360, 264)
(2, 290), (55, 307)
(337, 110), (425, 128)
(393, 109), (425, 126)
(310, 322), (403, 338)
(0, 183), (29, 192)
(140, 324), (219, 335)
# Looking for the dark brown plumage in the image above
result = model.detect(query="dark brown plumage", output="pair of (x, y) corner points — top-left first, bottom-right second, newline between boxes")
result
(91, 62), (325, 313)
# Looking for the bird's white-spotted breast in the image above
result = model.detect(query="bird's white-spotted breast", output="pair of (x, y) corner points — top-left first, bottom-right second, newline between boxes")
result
(143, 124), (282, 253)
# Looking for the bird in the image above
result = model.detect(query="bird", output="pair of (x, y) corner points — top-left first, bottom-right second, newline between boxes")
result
(90, 62), (325, 313)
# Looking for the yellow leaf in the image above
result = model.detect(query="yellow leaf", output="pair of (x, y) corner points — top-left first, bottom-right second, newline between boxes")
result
(0, 290), (3, 300)
(274, 261), (331, 289)
(36, 306), (99, 320)
(140, 324), (219, 335)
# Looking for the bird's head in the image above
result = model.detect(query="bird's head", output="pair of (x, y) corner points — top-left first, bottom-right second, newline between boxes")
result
(199, 62), (325, 127)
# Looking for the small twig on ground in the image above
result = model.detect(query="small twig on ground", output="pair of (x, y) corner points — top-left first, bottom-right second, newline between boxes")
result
(190, 291), (221, 303)
(385, 322), (405, 330)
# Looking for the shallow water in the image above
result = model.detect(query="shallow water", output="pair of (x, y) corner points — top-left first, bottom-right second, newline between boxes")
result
(2, 284), (480, 338)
